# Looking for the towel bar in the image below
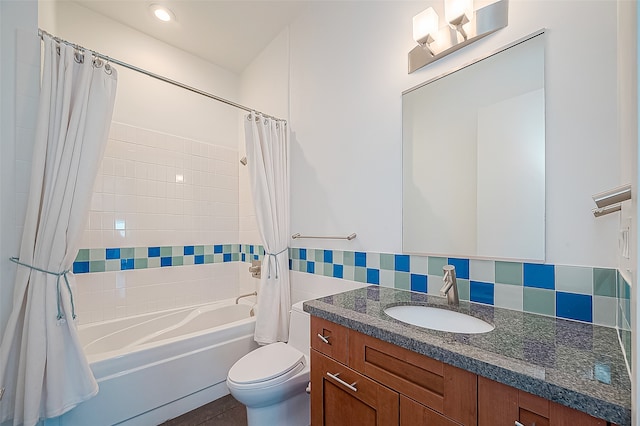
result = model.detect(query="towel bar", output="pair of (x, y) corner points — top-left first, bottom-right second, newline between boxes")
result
(291, 233), (357, 241)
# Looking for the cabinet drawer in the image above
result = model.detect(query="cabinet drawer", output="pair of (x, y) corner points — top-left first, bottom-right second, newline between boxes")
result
(311, 349), (399, 425)
(311, 316), (349, 365)
(350, 331), (477, 425)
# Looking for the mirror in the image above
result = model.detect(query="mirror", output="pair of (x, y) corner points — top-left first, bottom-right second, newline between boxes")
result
(402, 33), (545, 261)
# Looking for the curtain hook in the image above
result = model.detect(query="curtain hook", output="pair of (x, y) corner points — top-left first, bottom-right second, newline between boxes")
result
(92, 55), (104, 69)
(74, 47), (84, 64)
(104, 61), (112, 75)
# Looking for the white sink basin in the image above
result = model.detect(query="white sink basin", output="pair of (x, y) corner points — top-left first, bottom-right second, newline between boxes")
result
(384, 305), (494, 334)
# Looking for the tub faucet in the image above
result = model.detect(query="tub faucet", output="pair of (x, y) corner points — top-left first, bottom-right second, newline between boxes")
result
(440, 265), (459, 306)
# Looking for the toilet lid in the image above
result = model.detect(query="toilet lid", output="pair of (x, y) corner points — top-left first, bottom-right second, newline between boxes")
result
(228, 342), (306, 385)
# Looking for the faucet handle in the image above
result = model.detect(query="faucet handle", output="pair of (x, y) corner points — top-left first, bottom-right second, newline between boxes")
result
(443, 265), (456, 280)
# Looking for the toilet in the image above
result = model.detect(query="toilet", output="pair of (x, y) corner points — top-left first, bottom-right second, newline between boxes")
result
(226, 301), (310, 426)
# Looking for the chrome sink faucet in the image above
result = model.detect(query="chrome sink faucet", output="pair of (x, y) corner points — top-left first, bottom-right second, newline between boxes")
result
(440, 265), (459, 306)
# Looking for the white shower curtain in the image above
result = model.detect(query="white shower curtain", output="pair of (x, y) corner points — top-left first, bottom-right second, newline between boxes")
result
(0, 34), (117, 425)
(245, 112), (291, 345)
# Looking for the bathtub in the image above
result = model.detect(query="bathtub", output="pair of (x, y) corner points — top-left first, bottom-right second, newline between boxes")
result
(48, 299), (258, 426)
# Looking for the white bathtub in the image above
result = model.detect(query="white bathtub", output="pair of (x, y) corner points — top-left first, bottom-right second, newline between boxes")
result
(48, 299), (258, 426)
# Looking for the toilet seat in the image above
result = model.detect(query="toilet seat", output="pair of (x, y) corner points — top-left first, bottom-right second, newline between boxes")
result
(227, 342), (306, 388)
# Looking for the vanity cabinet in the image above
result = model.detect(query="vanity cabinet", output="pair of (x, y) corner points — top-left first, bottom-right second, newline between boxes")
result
(311, 316), (616, 426)
(310, 316), (476, 425)
(310, 350), (399, 425)
(477, 374), (613, 426)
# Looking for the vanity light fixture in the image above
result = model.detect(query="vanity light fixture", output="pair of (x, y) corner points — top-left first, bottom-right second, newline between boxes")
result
(409, 0), (509, 73)
(150, 4), (175, 23)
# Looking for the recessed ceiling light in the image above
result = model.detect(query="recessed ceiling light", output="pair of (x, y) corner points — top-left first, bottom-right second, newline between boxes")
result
(149, 4), (175, 22)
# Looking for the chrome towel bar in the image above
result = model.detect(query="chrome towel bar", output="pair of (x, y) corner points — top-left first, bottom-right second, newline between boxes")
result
(291, 233), (357, 241)
(592, 184), (631, 217)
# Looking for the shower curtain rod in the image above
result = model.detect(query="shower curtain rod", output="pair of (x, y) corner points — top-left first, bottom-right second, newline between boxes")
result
(37, 29), (286, 123)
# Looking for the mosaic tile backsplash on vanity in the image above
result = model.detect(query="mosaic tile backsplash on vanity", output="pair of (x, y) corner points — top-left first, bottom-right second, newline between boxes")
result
(288, 248), (626, 329)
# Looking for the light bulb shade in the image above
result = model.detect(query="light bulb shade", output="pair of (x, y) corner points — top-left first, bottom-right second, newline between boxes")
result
(413, 7), (439, 45)
(445, 0), (473, 27)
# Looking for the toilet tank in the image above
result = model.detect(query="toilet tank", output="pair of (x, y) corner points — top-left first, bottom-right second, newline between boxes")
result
(287, 301), (310, 357)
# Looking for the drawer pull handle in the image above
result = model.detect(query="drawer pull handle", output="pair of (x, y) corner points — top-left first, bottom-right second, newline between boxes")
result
(317, 334), (330, 344)
(326, 372), (358, 392)
(515, 422), (525, 426)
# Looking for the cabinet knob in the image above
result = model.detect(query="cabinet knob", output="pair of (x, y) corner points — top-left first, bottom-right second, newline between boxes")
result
(317, 333), (330, 344)
(326, 372), (358, 392)
(515, 422), (525, 426)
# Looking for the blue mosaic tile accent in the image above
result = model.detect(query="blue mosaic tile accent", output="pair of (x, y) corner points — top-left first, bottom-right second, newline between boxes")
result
(307, 261), (315, 274)
(161, 257), (172, 267)
(184, 246), (194, 255)
(333, 264), (343, 279)
(120, 258), (134, 270)
(214, 245), (223, 254)
(73, 261), (89, 274)
(448, 258), (469, 279)
(148, 247), (160, 257)
(556, 291), (592, 323)
(524, 263), (555, 289)
(366, 268), (379, 285)
(470, 281), (494, 305)
(324, 250), (333, 264)
(105, 248), (120, 260)
(395, 254), (410, 272)
(410, 274), (427, 293)
(355, 252), (367, 267)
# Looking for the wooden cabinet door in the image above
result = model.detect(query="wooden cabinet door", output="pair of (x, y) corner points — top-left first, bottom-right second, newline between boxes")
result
(400, 395), (463, 426)
(479, 376), (608, 426)
(549, 402), (607, 426)
(478, 376), (518, 426)
(311, 349), (399, 426)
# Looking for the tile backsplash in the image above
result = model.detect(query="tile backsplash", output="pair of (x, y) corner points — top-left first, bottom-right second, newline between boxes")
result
(288, 248), (621, 329)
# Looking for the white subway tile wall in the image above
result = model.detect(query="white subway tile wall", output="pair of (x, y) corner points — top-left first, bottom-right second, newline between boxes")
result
(75, 123), (240, 324)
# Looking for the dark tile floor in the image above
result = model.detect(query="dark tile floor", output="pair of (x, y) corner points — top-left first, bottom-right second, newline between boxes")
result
(160, 394), (247, 426)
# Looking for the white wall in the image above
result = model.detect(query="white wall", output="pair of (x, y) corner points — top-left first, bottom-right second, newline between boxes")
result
(0, 0), (39, 339)
(38, 1), (240, 149)
(237, 28), (291, 294)
(288, 0), (620, 269)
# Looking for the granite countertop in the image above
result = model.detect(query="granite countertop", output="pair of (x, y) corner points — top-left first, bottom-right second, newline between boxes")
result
(303, 286), (631, 426)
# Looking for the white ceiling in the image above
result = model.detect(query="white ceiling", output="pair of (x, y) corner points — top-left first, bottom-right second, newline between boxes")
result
(73, 0), (310, 73)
